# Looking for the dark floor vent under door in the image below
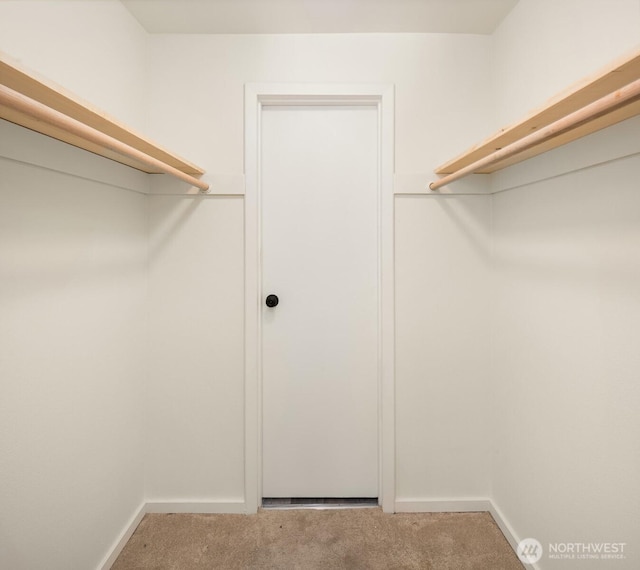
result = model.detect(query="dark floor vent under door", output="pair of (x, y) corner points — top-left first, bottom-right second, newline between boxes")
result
(262, 498), (379, 510)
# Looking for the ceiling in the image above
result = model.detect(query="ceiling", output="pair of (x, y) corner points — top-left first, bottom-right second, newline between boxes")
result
(121, 0), (519, 35)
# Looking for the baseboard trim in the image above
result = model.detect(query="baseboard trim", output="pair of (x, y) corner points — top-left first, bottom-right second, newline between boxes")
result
(489, 501), (542, 570)
(394, 498), (492, 513)
(488, 501), (519, 551)
(145, 501), (247, 514)
(99, 502), (146, 570)
(394, 498), (538, 567)
(99, 500), (247, 569)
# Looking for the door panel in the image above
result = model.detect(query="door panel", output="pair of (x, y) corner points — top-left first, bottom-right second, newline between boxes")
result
(261, 105), (379, 498)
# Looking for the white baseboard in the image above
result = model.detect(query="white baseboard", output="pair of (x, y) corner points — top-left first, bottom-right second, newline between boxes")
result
(394, 498), (540, 568)
(145, 501), (247, 514)
(489, 501), (542, 570)
(394, 498), (492, 513)
(99, 502), (146, 570)
(99, 500), (247, 569)
(488, 501), (519, 551)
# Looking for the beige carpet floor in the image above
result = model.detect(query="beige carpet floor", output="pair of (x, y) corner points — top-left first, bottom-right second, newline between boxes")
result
(112, 508), (523, 569)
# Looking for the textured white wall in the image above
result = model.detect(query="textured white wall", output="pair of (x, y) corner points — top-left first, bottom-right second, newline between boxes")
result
(146, 33), (494, 504)
(490, 1), (640, 568)
(0, 2), (149, 569)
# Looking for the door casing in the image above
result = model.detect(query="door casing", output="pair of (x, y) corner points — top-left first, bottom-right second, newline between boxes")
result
(244, 83), (395, 513)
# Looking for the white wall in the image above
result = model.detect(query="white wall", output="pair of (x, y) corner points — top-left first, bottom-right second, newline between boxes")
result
(0, 2), (149, 569)
(395, 195), (491, 502)
(146, 33), (494, 175)
(490, 1), (640, 568)
(491, 0), (640, 128)
(146, 33), (494, 504)
(146, 196), (245, 502)
(0, 0), (148, 131)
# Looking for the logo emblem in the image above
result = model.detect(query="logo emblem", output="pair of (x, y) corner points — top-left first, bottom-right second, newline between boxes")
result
(517, 538), (543, 564)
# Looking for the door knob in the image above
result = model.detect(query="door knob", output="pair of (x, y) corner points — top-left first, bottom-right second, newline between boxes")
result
(266, 294), (279, 308)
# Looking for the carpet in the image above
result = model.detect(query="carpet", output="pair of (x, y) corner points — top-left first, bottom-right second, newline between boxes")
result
(112, 508), (524, 569)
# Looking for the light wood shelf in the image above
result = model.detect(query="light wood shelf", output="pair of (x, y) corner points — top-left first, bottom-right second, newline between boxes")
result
(434, 47), (640, 180)
(0, 52), (206, 184)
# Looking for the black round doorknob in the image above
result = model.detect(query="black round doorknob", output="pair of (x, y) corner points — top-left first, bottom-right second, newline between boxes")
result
(265, 294), (279, 308)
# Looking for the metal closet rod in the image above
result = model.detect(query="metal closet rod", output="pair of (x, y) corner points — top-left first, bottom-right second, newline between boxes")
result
(0, 84), (209, 192)
(429, 76), (640, 191)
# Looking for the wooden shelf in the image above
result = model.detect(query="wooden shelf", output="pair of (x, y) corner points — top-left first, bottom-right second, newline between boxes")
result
(436, 47), (640, 177)
(0, 52), (205, 180)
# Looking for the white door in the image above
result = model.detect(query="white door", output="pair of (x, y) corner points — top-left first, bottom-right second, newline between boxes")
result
(261, 105), (379, 498)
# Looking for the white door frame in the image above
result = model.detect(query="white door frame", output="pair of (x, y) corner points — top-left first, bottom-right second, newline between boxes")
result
(244, 83), (395, 513)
